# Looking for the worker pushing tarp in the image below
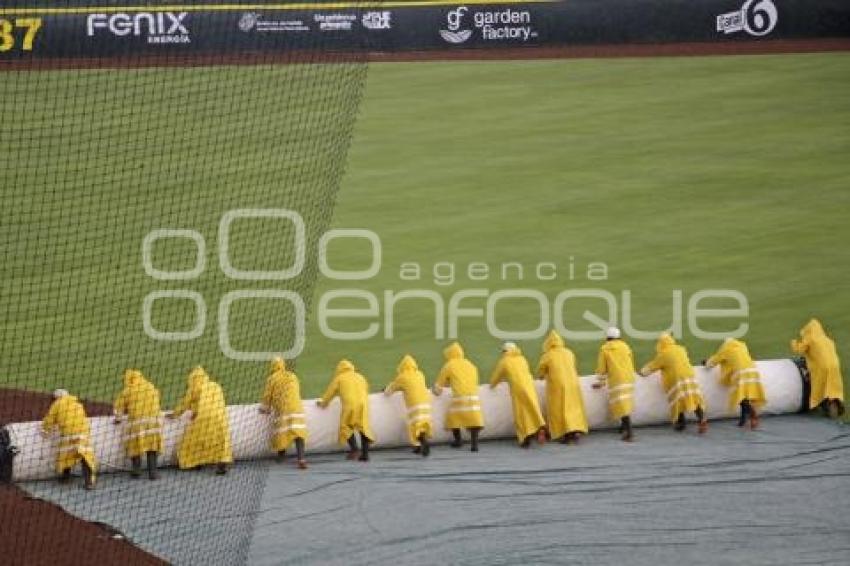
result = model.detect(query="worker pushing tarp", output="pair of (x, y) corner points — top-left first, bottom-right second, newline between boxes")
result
(6, 358), (807, 482)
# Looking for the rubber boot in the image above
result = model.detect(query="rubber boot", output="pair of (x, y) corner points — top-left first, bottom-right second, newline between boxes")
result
(559, 434), (570, 445)
(146, 451), (159, 480)
(82, 461), (95, 490)
(215, 463), (228, 475)
(130, 456), (142, 478)
(419, 434), (430, 458)
(58, 468), (72, 484)
(621, 416), (634, 442)
(470, 428), (480, 452)
(738, 401), (750, 427)
(358, 433), (370, 462)
(674, 413), (686, 432)
(695, 407), (708, 434)
(520, 435), (532, 449)
(346, 434), (360, 461)
(276, 450), (286, 463)
(571, 432), (581, 445)
(828, 400), (840, 420)
(295, 438), (307, 469)
(450, 429), (463, 448)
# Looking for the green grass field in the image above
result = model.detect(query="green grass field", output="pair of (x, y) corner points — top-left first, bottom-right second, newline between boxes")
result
(2, 53), (849, 407)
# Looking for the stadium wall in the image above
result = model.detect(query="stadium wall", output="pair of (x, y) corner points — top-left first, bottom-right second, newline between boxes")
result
(0, 0), (848, 60)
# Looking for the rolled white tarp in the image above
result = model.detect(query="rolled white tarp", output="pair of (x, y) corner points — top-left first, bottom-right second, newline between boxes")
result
(7, 359), (804, 481)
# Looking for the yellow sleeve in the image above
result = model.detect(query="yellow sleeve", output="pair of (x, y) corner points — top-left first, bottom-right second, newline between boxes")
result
(595, 349), (608, 378)
(535, 354), (548, 380)
(706, 351), (722, 368)
(172, 386), (196, 417)
(435, 364), (451, 389)
(260, 376), (274, 409)
(41, 402), (58, 433)
(489, 359), (506, 387)
(320, 376), (340, 406)
(385, 375), (401, 394)
(641, 354), (662, 375)
(790, 338), (808, 355)
(113, 388), (128, 416)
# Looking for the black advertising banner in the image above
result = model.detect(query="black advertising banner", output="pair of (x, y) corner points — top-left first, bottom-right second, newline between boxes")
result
(0, 0), (848, 59)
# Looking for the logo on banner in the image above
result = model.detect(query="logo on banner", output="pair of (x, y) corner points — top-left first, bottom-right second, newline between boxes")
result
(238, 12), (310, 32)
(86, 12), (190, 44)
(440, 6), (537, 44)
(439, 7), (473, 44)
(362, 11), (392, 30)
(716, 0), (778, 37)
(314, 13), (357, 32)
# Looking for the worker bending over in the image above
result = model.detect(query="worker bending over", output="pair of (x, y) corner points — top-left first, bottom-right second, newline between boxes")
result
(259, 357), (308, 469)
(385, 354), (433, 457)
(641, 334), (708, 433)
(490, 342), (547, 448)
(433, 342), (484, 452)
(318, 359), (375, 462)
(113, 369), (162, 480)
(706, 338), (766, 429)
(168, 367), (233, 475)
(41, 389), (97, 490)
(791, 319), (845, 419)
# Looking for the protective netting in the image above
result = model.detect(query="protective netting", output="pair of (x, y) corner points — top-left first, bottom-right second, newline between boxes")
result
(0, 1), (371, 563)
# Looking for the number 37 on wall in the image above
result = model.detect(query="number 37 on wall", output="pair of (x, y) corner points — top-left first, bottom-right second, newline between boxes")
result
(0, 18), (43, 52)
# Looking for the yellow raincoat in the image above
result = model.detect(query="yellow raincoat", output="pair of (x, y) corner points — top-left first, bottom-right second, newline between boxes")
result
(386, 355), (433, 446)
(706, 339), (767, 410)
(791, 319), (845, 408)
(319, 360), (375, 445)
(172, 367), (233, 469)
(536, 331), (588, 438)
(642, 334), (706, 422)
(490, 345), (546, 443)
(434, 342), (484, 430)
(113, 369), (163, 458)
(260, 358), (308, 452)
(41, 395), (97, 477)
(595, 339), (636, 421)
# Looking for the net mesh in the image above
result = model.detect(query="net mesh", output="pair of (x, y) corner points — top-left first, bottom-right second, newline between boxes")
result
(0, 1), (370, 563)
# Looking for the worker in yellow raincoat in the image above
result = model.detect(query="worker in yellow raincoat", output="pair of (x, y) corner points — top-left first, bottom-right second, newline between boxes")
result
(791, 318), (845, 418)
(41, 389), (97, 490)
(259, 357), (308, 469)
(113, 369), (163, 480)
(536, 330), (588, 444)
(640, 334), (708, 433)
(593, 327), (637, 441)
(433, 342), (484, 452)
(385, 354), (433, 457)
(490, 342), (546, 448)
(317, 359), (374, 462)
(167, 367), (233, 474)
(705, 338), (766, 429)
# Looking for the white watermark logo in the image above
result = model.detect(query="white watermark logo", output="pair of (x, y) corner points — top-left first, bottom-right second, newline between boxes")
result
(142, 208), (749, 360)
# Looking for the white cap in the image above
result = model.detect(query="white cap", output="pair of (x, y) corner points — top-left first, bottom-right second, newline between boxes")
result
(501, 341), (517, 352)
(53, 388), (69, 399)
(606, 327), (621, 339)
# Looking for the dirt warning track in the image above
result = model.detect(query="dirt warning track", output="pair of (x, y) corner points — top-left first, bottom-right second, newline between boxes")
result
(1, 389), (166, 566)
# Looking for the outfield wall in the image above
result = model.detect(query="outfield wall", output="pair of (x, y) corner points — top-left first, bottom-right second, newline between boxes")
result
(0, 0), (848, 59)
